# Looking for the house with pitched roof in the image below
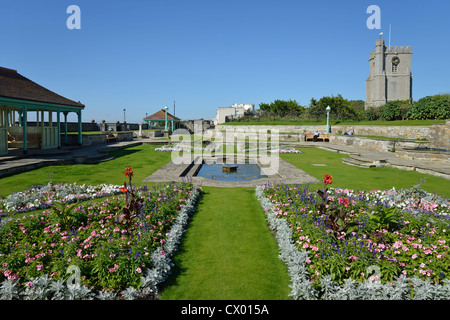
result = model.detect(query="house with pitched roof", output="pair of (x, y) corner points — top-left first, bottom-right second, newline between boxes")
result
(0, 67), (85, 155)
(143, 108), (181, 131)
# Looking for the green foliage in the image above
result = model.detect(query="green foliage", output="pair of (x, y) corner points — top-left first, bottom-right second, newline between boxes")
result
(379, 100), (411, 120)
(307, 94), (361, 121)
(259, 99), (305, 117)
(50, 201), (87, 230)
(406, 94), (450, 120)
(364, 106), (380, 121)
(367, 207), (399, 232)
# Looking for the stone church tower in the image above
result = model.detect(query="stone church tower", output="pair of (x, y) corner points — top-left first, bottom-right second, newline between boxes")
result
(365, 39), (412, 108)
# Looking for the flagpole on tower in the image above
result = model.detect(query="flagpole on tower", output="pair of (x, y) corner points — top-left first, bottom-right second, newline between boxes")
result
(389, 24), (391, 47)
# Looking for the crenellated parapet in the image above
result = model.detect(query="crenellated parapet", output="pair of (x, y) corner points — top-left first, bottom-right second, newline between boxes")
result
(386, 45), (412, 54)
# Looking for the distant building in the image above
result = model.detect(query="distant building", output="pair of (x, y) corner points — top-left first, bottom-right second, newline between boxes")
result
(216, 103), (255, 124)
(143, 109), (181, 131)
(365, 39), (413, 108)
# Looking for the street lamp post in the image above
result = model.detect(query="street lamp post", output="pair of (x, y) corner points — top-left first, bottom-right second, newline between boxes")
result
(326, 105), (331, 133)
(164, 105), (168, 131)
(123, 108), (126, 123)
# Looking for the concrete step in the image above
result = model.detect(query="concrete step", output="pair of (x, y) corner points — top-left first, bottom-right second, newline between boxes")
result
(342, 157), (376, 168)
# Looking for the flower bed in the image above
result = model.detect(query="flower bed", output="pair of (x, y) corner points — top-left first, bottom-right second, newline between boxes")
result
(257, 176), (450, 299)
(0, 183), (123, 215)
(0, 168), (202, 300)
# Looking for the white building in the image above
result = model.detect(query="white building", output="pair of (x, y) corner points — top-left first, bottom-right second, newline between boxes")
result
(216, 103), (255, 124)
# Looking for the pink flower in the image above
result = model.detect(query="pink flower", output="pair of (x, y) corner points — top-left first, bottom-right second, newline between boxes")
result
(136, 268), (142, 273)
(36, 265), (43, 271)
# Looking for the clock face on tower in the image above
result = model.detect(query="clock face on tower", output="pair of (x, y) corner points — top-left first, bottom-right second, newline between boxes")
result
(392, 56), (400, 66)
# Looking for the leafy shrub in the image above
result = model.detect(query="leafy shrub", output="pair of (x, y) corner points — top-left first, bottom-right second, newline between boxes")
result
(379, 100), (410, 120)
(364, 106), (380, 121)
(406, 94), (450, 120)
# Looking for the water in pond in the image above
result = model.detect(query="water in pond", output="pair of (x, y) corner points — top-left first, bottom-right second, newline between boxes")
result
(196, 163), (267, 182)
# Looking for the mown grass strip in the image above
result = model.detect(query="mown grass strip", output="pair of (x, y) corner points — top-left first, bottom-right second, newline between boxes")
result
(159, 186), (292, 300)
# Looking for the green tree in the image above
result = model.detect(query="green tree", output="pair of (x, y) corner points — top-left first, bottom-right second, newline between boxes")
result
(307, 94), (359, 121)
(379, 100), (411, 120)
(258, 99), (305, 118)
(406, 94), (450, 120)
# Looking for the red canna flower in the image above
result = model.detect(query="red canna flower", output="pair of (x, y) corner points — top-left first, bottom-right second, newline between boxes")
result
(124, 167), (133, 177)
(120, 186), (128, 193)
(323, 174), (333, 185)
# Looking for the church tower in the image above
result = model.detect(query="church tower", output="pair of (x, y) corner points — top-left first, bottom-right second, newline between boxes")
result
(365, 39), (412, 108)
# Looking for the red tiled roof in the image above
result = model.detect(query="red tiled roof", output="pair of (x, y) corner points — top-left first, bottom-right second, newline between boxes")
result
(0, 67), (84, 108)
(144, 109), (180, 121)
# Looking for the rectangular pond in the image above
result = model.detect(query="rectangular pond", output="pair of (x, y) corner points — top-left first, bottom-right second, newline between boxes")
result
(195, 163), (267, 182)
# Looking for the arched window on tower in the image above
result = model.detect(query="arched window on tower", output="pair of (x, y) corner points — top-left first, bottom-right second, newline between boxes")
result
(392, 56), (400, 73)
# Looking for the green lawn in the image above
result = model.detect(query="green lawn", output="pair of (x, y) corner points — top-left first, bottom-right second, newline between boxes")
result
(159, 186), (292, 300)
(280, 148), (450, 198)
(0, 144), (173, 198)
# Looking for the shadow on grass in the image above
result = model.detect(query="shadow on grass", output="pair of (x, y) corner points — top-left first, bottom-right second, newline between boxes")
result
(106, 148), (141, 159)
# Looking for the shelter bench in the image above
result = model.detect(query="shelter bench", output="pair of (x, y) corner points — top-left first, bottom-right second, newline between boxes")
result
(304, 132), (332, 142)
(106, 133), (118, 143)
(8, 132), (42, 148)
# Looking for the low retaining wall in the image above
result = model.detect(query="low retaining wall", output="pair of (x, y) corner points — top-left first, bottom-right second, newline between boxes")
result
(215, 121), (450, 149)
(62, 132), (134, 146)
(330, 135), (428, 153)
(133, 130), (163, 138)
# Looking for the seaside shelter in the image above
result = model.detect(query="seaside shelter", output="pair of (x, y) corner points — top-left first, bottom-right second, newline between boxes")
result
(0, 67), (85, 155)
(143, 109), (181, 131)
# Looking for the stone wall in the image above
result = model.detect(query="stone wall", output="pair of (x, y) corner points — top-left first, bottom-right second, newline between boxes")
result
(215, 121), (450, 149)
(25, 122), (100, 132)
(62, 132), (134, 146)
(329, 135), (427, 153)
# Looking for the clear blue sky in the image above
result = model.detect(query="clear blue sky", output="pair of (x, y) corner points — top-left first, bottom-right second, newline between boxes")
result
(1, 0), (449, 123)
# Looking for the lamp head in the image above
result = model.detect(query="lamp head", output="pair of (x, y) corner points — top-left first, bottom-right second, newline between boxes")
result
(326, 106), (331, 112)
